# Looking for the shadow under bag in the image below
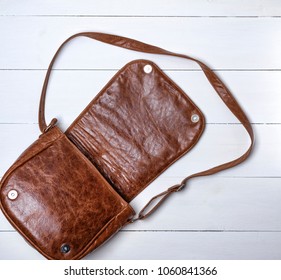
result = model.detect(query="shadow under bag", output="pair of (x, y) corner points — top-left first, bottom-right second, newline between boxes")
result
(0, 32), (254, 260)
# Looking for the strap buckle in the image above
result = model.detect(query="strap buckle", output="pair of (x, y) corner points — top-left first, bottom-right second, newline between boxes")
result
(176, 183), (185, 192)
(168, 182), (185, 193)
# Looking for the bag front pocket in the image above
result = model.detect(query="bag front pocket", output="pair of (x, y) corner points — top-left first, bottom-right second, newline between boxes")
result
(0, 127), (134, 260)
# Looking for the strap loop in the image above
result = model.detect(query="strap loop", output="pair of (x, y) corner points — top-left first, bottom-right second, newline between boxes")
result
(43, 118), (57, 133)
(129, 183), (186, 223)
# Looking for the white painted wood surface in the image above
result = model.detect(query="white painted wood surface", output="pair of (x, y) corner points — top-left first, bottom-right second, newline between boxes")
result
(0, 0), (280, 260)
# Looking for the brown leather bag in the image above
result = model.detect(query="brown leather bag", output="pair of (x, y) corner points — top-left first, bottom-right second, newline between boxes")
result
(0, 32), (254, 260)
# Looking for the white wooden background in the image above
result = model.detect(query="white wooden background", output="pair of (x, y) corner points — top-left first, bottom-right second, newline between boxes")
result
(0, 0), (281, 260)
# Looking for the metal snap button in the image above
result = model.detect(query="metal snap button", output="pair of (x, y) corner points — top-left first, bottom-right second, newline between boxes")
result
(61, 244), (71, 254)
(143, 64), (152, 74)
(8, 190), (18, 200)
(191, 114), (200, 123)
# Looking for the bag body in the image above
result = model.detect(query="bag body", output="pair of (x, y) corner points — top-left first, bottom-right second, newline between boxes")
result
(0, 32), (254, 260)
(0, 127), (134, 259)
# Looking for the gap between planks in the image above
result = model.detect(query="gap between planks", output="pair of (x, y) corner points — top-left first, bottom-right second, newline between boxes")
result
(1, 15), (281, 18)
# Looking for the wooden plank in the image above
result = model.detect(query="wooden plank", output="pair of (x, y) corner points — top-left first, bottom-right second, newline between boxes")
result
(0, 231), (281, 260)
(1, 0), (280, 16)
(89, 231), (281, 260)
(0, 124), (39, 177)
(1, 70), (281, 124)
(0, 124), (279, 178)
(130, 177), (281, 231)
(1, 178), (280, 231)
(0, 17), (280, 70)
(0, 232), (45, 260)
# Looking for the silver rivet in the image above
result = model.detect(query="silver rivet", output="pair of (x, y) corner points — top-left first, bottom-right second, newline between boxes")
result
(191, 114), (200, 123)
(61, 244), (71, 254)
(143, 64), (152, 74)
(8, 190), (18, 200)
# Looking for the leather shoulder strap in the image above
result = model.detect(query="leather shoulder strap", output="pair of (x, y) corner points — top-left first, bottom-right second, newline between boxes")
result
(39, 32), (254, 221)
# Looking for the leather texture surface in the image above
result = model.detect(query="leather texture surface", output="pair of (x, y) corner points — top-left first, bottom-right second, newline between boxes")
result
(66, 60), (205, 201)
(0, 127), (134, 260)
